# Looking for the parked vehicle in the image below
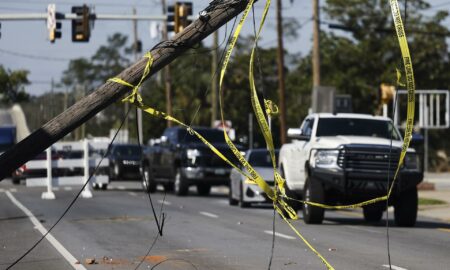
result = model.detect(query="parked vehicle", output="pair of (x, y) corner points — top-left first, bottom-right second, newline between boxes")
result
(279, 113), (423, 226)
(108, 144), (142, 180)
(229, 149), (279, 207)
(142, 126), (242, 196)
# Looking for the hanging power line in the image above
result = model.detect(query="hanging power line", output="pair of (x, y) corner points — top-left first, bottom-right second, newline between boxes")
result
(0, 48), (72, 62)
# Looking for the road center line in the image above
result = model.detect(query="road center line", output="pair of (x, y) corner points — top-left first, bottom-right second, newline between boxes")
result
(382, 264), (408, 270)
(158, 200), (171, 206)
(199, 211), (219, 218)
(264, 230), (296, 240)
(5, 191), (87, 270)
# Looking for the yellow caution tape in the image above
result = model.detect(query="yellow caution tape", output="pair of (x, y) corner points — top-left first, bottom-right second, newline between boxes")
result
(108, 0), (415, 269)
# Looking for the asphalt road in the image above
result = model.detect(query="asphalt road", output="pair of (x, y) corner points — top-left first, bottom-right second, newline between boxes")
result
(0, 180), (449, 270)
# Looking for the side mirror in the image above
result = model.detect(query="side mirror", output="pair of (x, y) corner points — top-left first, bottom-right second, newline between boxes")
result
(287, 128), (310, 141)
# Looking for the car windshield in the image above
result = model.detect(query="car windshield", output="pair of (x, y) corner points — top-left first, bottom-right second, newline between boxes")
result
(248, 150), (279, 167)
(316, 118), (401, 140)
(114, 145), (141, 157)
(179, 129), (226, 144)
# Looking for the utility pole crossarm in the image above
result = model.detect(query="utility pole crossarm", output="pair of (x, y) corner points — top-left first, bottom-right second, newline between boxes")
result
(0, 0), (254, 180)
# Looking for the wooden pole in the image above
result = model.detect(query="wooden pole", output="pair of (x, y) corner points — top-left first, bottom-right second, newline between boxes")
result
(0, 0), (254, 180)
(276, 0), (287, 145)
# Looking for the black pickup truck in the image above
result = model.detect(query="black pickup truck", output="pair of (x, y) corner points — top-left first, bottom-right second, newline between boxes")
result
(142, 126), (241, 196)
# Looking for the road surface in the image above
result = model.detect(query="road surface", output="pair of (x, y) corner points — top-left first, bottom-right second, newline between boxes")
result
(0, 180), (449, 270)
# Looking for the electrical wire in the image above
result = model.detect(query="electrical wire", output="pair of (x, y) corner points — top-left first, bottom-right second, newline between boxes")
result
(6, 107), (132, 270)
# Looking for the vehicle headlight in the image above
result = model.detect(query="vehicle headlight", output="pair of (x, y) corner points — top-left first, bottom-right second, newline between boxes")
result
(403, 153), (419, 170)
(187, 149), (201, 159)
(311, 150), (340, 169)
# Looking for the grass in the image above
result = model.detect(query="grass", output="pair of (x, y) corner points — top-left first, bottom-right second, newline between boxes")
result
(418, 198), (447, 206)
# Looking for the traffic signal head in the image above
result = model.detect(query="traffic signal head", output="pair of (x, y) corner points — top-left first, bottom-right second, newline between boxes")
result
(174, 2), (193, 33)
(379, 83), (396, 105)
(47, 4), (62, 43)
(71, 5), (90, 42)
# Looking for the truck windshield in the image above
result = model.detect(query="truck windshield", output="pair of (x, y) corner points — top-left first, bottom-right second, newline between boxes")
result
(316, 118), (401, 140)
(179, 129), (226, 144)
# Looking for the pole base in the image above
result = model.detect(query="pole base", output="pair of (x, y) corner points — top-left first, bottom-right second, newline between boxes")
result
(41, 191), (56, 200)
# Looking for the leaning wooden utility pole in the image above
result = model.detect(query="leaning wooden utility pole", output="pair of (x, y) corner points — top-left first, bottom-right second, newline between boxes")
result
(0, 0), (255, 180)
(312, 0), (321, 87)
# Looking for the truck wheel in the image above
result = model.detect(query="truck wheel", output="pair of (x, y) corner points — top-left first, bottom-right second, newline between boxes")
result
(394, 187), (418, 227)
(363, 207), (383, 222)
(163, 183), (174, 192)
(239, 182), (251, 208)
(229, 184), (238, 206)
(142, 165), (156, 193)
(197, 185), (211, 196)
(12, 178), (21, 185)
(303, 177), (325, 224)
(174, 168), (189, 196)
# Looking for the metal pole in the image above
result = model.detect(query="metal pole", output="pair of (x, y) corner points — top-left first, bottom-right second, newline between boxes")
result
(133, 7), (144, 144)
(276, 0), (287, 144)
(211, 30), (219, 127)
(312, 0), (321, 87)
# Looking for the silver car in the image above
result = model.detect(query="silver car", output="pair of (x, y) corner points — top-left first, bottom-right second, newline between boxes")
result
(229, 149), (279, 207)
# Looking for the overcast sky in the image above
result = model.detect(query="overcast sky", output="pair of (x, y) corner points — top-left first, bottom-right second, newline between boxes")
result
(0, 0), (448, 96)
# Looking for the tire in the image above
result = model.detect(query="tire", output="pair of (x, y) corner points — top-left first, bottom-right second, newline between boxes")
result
(197, 184), (211, 196)
(142, 165), (156, 193)
(229, 184), (238, 206)
(174, 168), (189, 196)
(109, 165), (117, 180)
(12, 178), (21, 185)
(239, 182), (251, 208)
(363, 207), (383, 222)
(394, 187), (418, 227)
(101, 184), (108, 190)
(303, 177), (325, 224)
(92, 183), (99, 190)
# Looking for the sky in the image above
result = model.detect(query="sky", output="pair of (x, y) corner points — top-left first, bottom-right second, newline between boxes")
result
(0, 0), (449, 96)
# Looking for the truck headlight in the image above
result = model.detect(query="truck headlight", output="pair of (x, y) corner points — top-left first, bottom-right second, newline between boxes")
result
(403, 153), (419, 170)
(187, 149), (201, 166)
(311, 150), (340, 169)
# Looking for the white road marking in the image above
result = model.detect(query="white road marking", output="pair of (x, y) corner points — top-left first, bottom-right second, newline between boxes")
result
(64, 187), (73, 191)
(52, 187), (60, 191)
(158, 200), (171, 206)
(128, 192), (137, 197)
(199, 211), (219, 219)
(5, 191), (87, 270)
(117, 186), (126, 190)
(382, 264), (408, 270)
(264, 230), (296, 240)
(345, 225), (381, 234)
(0, 188), (5, 192)
(9, 188), (17, 192)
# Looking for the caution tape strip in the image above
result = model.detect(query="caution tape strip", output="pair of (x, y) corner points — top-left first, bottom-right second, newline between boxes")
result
(107, 0), (415, 269)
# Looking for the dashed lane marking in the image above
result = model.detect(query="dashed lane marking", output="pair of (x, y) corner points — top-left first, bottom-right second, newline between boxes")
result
(263, 230), (296, 240)
(117, 186), (126, 190)
(382, 264), (408, 270)
(199, 211), (219, 219)
(64, 187), (73, 191)
(9, 188), (17, 193)
(128, 192), (137, 196)
(158, 200), (171, 206)
(5, 191), (87, 270)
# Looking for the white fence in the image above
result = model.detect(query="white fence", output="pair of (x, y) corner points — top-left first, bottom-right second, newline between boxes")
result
(24, 140), (110, 199)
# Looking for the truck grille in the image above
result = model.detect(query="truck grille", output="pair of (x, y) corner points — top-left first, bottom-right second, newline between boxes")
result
(338, 145), (401, 172)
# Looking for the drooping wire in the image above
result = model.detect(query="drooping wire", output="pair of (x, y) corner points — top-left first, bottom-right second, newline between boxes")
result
(6, 107), (132, 270)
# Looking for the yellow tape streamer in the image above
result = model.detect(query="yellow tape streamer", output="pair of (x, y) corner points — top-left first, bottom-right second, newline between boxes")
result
(108, 0), (415, 269)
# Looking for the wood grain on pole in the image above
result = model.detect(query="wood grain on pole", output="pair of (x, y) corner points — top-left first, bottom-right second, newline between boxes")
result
(0, 0), (252, 180)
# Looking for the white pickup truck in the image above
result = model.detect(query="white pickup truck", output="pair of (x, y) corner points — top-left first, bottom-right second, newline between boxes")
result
(279, 113), (423, 226)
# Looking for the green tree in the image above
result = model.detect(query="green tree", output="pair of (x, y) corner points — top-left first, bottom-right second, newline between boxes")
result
(0, 65), (30, 104)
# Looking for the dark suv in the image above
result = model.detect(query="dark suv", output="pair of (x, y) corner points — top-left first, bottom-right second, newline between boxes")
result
(108, 144), (142, 180)
(142, 126), (242, 196)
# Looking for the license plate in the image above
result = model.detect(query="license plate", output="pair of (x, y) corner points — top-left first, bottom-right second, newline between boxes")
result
(215, 169), (226, 175)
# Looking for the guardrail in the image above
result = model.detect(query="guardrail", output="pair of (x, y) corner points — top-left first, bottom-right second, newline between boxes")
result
(23, 139), (110, 199)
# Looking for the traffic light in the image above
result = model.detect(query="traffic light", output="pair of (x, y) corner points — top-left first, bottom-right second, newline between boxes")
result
(174, 2), (193, 33)
(166, 5), (175, 33)
(167, 2), (192, 34)
(379, 83), (396, 105)
(47, 4), (62, 43)
(71, 5), (90, 42)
